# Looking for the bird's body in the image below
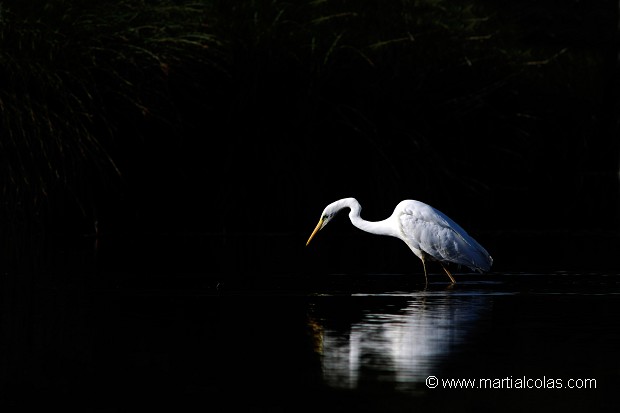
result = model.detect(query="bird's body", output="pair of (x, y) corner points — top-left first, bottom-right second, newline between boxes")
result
(306, 198), (492, 283)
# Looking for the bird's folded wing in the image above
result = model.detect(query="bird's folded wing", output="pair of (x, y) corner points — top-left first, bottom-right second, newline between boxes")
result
(400, 204), (491, 272)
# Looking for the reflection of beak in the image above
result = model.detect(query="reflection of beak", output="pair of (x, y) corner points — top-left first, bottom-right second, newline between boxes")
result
(306, 218), (324, 246)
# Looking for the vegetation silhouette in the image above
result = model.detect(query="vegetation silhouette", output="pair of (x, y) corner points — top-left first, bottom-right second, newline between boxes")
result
(0, 0), (616, 274)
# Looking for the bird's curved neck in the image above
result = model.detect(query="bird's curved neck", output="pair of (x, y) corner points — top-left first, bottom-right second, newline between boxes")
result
(338, 198), (395, 237)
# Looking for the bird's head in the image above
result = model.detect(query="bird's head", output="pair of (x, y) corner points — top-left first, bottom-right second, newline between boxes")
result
(306, 201), (344, 246)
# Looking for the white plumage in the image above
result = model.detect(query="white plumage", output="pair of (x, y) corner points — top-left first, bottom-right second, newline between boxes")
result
(306, 198), (492, 283)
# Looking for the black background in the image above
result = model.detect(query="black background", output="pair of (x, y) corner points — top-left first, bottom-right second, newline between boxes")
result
(1, 2), (620, 410)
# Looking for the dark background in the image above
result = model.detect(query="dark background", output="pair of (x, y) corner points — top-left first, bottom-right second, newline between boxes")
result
(1, 2), (620, 411)
(0, 0), (619, 280)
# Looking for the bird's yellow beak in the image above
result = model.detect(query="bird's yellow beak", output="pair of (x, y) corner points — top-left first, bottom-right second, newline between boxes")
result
(306, 218), (324, 246)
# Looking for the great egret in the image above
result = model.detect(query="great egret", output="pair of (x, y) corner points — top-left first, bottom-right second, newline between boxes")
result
(306, 198), (492, 284)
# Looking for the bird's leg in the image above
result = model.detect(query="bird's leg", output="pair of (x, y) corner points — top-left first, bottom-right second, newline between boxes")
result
(440, 263), (456, 284)
(420, 254), (429, 286)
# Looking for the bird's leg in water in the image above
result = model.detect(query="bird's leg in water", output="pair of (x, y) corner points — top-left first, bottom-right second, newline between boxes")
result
(440, 263), (456, 284)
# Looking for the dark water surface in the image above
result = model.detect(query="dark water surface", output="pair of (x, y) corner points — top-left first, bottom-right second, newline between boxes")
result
(1, 272), (619, 411)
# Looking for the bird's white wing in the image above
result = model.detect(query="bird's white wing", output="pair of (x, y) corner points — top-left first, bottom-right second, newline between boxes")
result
(398, 200), (492, 272)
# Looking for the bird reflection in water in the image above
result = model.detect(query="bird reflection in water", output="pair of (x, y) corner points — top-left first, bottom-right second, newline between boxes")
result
(307, 295), (491, 392)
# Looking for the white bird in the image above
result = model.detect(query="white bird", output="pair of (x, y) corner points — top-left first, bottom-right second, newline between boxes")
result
(306, 198), (492, 284)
